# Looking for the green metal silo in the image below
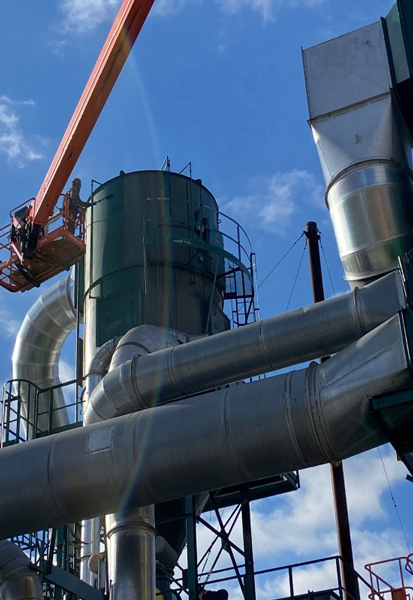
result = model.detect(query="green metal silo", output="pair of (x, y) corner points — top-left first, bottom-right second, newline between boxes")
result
(84, 170), (230, 366)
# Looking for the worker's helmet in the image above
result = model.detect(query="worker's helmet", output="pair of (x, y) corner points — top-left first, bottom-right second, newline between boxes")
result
(71, 178), (82, 192)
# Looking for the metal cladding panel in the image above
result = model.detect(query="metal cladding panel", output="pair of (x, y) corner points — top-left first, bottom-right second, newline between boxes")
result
(303, 16), (413, 284)
(84, 170), (229, 362)
(303, 22), (392, 120)
(88, 171), (220, 282)
(312, 95), (412, 183)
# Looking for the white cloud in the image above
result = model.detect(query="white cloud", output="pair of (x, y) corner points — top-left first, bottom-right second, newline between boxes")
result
(0, 96), (44, 168)
(152, 0), (195, 17)
(0, 304), (20, 340)
(59, 358), (75, 384)
(217, 0), (275, 21)
(59, 0), (324, 30)
(60, 0), (120, 34)
(222, 170), (323, 235)
(59, 357), (77, 414)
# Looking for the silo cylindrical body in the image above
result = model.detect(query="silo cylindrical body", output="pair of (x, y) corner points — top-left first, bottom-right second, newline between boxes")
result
(84, 170), (229, 369)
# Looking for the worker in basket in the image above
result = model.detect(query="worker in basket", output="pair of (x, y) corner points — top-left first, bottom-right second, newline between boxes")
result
(64, 177), (89, 233)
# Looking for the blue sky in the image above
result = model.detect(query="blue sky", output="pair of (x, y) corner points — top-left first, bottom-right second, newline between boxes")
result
(0, 0), (412, 594)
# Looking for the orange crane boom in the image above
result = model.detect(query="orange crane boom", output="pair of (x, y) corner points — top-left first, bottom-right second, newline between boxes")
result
(30, 0), (154, 226)
(0, 0), (154, 292)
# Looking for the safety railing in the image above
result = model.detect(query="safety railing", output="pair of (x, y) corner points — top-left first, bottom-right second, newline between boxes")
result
(172, 554), (384, 600)
(365, 557), (413, 600)
(1, 377), (83, 446)
(1, 379), (42, 446)
(2, 377), (85, 598)
(0, 197), (86, 292)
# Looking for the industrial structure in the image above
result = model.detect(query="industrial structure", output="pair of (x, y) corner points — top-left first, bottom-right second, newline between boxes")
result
(1, 0), (413, 599)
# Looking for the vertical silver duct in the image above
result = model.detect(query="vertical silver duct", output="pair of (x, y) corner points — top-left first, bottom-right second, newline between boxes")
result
(84, 325), (181, 600)
(106, 507), (156, 600)
(0, 540), (44, 600)
(80, 337), (120, 588)
(303, 21), (413, 286)
(12, 275), (77, 433)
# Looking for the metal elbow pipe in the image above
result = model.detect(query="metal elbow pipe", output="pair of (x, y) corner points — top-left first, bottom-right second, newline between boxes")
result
(85, 270), (405, 424)
(84, 325), (182, 425)
(84, 335), (121, 406)
(0, 314), (411, 539)
(12, 275), (77, 433)
(0, 540), (43, 600)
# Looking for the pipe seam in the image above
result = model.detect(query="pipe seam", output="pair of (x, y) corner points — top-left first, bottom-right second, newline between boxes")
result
(258, 319), (276, 371)
(106, 522), (157, 538)
(306, 363), (340, 465)
(46, 434), (72, 525)
(352, 287), (366, 338)
(223, 386), (251, 482)
(168, 345), (186, 398)
(283, 371), (307, 467)
(130, 356), (147, 410)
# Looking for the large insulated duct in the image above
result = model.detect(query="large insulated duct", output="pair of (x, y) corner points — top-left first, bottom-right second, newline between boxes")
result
(85, 270), (405, 423)
(1, 313), (412, 539)
(12, 276), (77, 433)
(0, 540), (44, 600)
(303, 20), (413, 286)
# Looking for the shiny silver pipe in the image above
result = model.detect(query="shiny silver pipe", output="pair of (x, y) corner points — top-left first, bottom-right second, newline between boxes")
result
(101, 326), (179, 600)
(0, 314), (411, 539)
(0, 540), (43, 600)
(12, 276), (77, 434)
(84, 336), (121, 406)
(85, 270), (405, 424)
(303, 22), (413, 285)
(80, 337), (120, 587)
(106, 507), (156, 600)
(327, 161), (413, 286)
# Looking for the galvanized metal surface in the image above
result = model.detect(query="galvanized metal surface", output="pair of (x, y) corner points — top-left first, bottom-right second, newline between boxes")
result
(0, 314), (411, 538)
(12, 275), (77, 432)
(303, 22), (392, 120)
(303, 21), (413, 284)
(84, 270), (405, 423)
(328, 162), (413, 283)
(106, 506), (156, 600)
(310, 99), (412, 185)
(0, 539), (44, 600)
(81, 337), (120, 586)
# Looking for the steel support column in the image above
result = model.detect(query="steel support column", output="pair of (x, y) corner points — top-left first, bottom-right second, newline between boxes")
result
(305, 220), (360, 600)
(240, 491), (256, 600)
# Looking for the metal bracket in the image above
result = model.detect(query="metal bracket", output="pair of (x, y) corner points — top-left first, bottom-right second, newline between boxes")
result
(43, 566), (105, 600)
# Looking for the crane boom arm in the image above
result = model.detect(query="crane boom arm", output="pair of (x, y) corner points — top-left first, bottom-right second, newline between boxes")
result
(30, 0), (154, 225)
